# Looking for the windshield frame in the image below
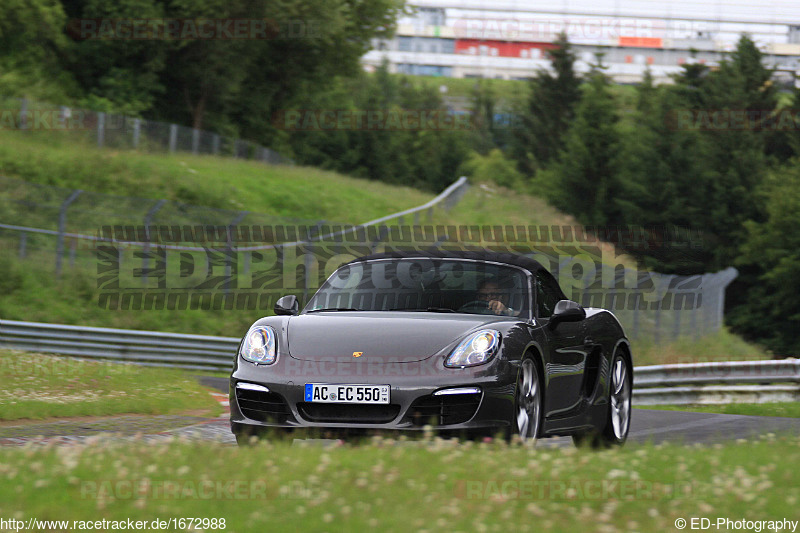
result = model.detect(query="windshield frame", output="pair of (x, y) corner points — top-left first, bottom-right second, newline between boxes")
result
(302, 256), (535, 321)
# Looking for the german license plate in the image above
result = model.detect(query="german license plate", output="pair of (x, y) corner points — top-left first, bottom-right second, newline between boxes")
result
(304, 383), (390, 404)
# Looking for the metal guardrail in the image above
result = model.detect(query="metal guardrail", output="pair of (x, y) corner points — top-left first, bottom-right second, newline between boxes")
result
(0, 319), (239, 372)
(3, 319), (799, 405)
(634, 360), (800, 405)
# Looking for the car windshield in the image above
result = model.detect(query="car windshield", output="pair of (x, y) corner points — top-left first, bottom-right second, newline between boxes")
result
(304, 258), (530, 317)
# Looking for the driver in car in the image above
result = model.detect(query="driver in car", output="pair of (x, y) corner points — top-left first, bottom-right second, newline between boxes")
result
(477, 280), (520, 317)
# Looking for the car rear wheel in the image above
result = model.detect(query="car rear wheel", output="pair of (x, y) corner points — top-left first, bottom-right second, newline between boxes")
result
(515, 357), (542, 442)
(573, 351), (631, 448)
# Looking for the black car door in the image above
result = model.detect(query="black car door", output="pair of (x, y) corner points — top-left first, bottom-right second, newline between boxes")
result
(535, 272), (588, 417)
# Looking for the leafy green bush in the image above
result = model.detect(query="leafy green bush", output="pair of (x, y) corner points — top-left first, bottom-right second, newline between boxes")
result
(458, 149), (524, 190)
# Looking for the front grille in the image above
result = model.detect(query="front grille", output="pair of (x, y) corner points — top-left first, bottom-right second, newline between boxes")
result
(297, 403), (401, 424)
(235, 388), (291, 423)
(407, 393), (482, 426)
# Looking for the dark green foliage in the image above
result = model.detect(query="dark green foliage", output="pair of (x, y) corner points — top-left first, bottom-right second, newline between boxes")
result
(0, 0), (78, 101)
(548, 55), (621, 226)
(509, 33), (582, 175)
(285, 62), (472, 192)
(727, 168), (800, 355)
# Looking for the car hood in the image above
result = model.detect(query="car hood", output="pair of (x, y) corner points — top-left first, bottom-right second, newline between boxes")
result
(286, 311), (508, 362)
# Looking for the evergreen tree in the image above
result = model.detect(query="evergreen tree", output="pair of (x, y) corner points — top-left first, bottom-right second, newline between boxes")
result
(549, 55), (621, 226)
(510, 33), (581, 175)
(727, 165), (800, 355)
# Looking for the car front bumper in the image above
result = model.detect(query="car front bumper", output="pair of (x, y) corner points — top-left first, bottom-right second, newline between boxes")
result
(229, 354), (519, 435)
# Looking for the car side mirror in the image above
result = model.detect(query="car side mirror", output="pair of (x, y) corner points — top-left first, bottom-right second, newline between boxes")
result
(274, 295), (299, 316)
(549, 299), (586, 328)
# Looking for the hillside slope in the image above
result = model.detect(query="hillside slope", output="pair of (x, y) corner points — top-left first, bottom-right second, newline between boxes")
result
(0, 132), (767, 365)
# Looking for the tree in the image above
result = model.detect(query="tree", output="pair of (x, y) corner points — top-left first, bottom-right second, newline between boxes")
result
(614, 68), (719, 273)
(65, 0), (167, 116)
(229, 0), (405, 142)
(61, 0), (405, 131)
(548, 55), (621, 226)
(469, 79), (496, 153)
(510, 33), (581, 175)
(0, 0), (77, 101)
(727, 165), (800, 355)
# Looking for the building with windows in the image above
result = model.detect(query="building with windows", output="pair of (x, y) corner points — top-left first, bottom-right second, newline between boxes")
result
(364, 1), (800, 84)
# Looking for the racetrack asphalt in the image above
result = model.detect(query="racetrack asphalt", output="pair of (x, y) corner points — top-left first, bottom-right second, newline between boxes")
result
(1, 376), (798, 447)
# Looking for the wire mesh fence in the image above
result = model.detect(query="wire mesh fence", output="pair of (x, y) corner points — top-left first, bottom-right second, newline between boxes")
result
(0, 173), (736, 343)
(0, 96), (292, 164)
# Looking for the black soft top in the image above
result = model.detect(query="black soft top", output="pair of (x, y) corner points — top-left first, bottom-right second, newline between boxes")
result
(346, 249), (548, 275)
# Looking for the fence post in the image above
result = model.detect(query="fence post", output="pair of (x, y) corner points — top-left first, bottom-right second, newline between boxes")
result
(226, 211), (248, 298)
(19, 232), (27, 259)
(370, 225), (389, 253)
(97, 112), (105, 147)
(672, 301), (682, 339)
(56, 190), (83, 277)
(59, 106), (69, 129)
(133, 118), (141, 149)
(169, 124), (178, 153)
(141, 199), (167, 286)
(192, 128), (200, 155)
(69, 238), (77, 267)
(303, 222), (323, 304)
(212, 134), (220, 155)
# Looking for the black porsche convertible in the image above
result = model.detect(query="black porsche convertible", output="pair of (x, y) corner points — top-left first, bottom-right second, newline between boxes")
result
(229, 250), (632, 446)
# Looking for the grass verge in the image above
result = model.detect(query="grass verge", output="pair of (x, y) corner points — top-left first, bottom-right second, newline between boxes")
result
(631, 328), (769, 367)
(642, 403), (800, 418)
(0, 350), (221, 421)
(0, 129), (432, 224)
(0, 435), (797, 531)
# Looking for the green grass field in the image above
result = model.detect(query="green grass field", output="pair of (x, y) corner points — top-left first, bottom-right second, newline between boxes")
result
(0, 129), (432, 224)
(0, 350), (221, 421)
(632, 328), (768, 367)
(0, 435), (797, 531)
(643, 402), (800, 418)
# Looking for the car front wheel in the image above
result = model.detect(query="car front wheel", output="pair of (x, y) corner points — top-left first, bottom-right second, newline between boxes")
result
(515, 357), (543, 442)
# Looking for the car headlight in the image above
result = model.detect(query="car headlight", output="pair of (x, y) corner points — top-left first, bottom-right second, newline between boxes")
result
(240, 325), (277, 365)
(445, 329), (500, 368)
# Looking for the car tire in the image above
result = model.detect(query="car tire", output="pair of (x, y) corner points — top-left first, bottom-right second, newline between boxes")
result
(572, 350), (631, 448)
(514, 356), (543, 442)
